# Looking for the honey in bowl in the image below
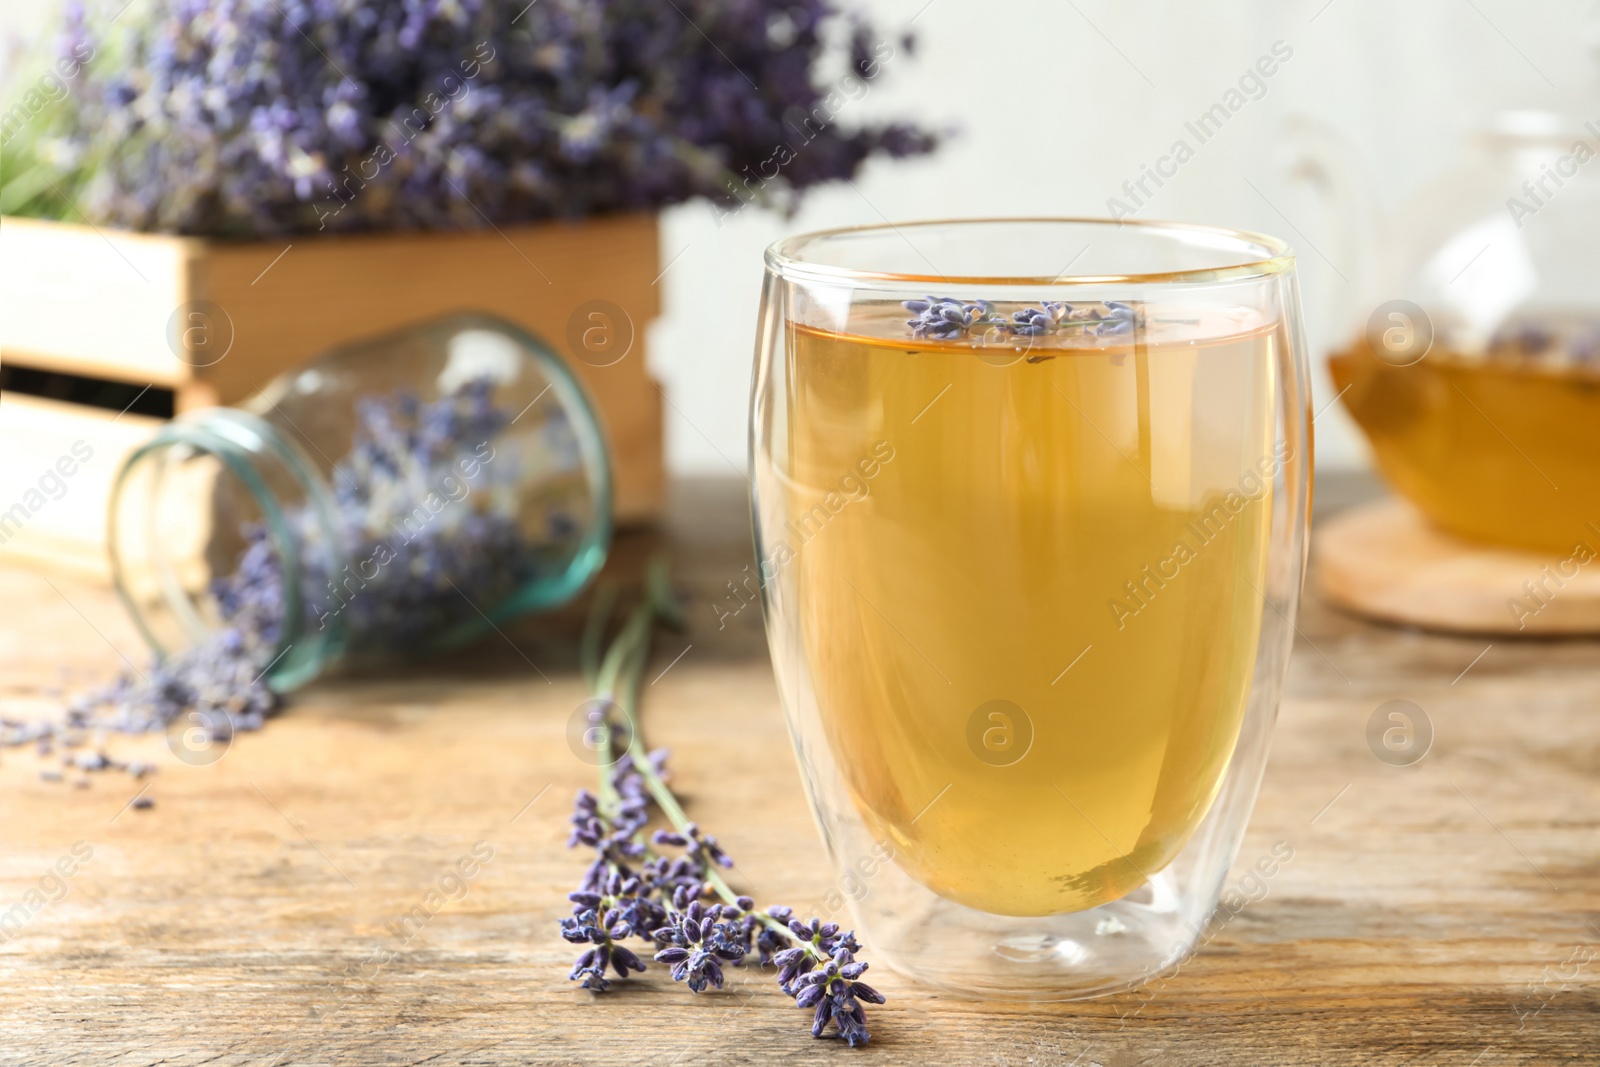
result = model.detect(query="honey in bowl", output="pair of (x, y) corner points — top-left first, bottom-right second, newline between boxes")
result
(1330, 316), (1600, 555)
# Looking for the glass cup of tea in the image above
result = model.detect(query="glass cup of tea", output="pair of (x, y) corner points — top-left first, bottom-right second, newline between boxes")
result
(749, 218), (1312, 999)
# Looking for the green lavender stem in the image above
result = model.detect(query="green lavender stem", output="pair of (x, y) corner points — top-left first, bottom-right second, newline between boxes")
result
(582, 560), (820, 957)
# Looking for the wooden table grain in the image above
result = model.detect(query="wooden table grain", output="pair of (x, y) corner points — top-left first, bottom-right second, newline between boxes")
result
(0, 475), (1595, 1066)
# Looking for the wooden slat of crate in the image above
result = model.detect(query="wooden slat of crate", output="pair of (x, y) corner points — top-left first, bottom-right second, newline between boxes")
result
(0, 391), (163, 579)
(0, 214), (665, 522)
(0, 218), (199, 387)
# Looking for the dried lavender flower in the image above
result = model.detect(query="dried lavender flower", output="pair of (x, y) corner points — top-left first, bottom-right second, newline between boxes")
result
(561, 561), (885, 1046)
(3, 378), (537, 785)
(904, 297), (1145, 344)
(1485, 318), (1600, 367)
(903, 296), (1001, 340)
(2, 0), (937, 237)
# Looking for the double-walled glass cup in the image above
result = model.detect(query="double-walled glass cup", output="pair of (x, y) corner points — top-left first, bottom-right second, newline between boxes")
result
(750, 219), (1312, 999)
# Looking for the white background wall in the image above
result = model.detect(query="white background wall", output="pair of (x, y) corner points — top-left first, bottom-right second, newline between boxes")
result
(6, 0), (1598, 476)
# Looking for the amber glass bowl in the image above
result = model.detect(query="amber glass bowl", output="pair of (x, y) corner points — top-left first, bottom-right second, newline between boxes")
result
(1330, 341), (1600, 554)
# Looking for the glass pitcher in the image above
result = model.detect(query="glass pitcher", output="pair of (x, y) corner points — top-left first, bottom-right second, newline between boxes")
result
(1299, 110), (1600, 553)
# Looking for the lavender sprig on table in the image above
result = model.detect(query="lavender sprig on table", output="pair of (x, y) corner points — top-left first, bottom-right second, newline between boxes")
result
(562, 562), (885, 1047)
(904, 296), (1143, 342)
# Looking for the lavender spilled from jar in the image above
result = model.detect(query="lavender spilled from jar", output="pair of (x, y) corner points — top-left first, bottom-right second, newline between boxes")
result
(3, 379), (558, 786)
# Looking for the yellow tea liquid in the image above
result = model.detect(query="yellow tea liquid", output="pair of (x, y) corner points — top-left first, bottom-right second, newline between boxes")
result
(783, 309), (1281, 916)
(1330, 331), (1600, 554)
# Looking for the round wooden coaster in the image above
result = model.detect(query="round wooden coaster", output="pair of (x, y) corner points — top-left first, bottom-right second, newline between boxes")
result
(1315, 498), (1600, 635)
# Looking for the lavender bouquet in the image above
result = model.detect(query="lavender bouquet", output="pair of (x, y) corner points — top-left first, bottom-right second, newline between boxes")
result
(1, 0), (936, 237)
(565, 562), (886, 1047)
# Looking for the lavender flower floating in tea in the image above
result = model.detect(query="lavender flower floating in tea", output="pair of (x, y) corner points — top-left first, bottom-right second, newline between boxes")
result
(562, 564), (886, 1047)
(904, 297), (1144, 343)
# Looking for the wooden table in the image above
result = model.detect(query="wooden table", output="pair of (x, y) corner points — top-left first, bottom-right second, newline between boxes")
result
(1, 475), (1595, 1066)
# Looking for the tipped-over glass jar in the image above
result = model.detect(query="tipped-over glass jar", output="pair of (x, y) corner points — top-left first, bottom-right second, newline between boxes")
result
(108, 312), (612, 690)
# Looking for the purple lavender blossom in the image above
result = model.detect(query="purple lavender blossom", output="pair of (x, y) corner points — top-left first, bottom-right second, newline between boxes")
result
(1572, 329), (1600, 363)
(903, 296), (1001, 340)
(8, 0), (937, 237)
(905, 297), (1145, 343)
(563, 905), (647, 991)
(652, 900), (748, 992)
(1492, 322), (1555, 354)
(314, 382), (541, 655)
(1096, 300), (1140, 336)
(563, 730), (885, 1045)
(4, 378), (538, 781)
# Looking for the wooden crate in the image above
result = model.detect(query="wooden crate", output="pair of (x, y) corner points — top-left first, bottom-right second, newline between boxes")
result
(0, 392), (164, 577)
(0, 213), (665, 576)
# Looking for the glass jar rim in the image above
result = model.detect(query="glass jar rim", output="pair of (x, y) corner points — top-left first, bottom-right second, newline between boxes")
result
(765, 216), (1295, 288)
(107, 409), (345, 690)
